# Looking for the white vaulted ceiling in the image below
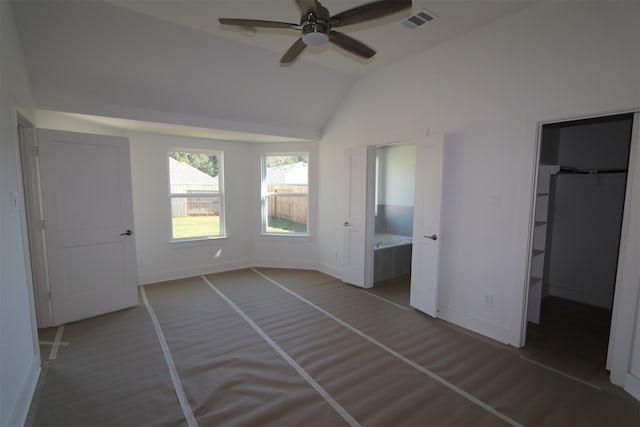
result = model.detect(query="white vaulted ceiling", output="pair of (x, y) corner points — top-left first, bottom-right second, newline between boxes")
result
(10, 0), (534, 141)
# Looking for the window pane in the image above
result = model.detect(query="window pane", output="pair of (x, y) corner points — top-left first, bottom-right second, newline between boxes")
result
(266, 195), (307, 234)
(171, 196), (220, 239)
(169, 152), (219, 186)
(169, 149), (224, 240)
(263, 153), (309, 235)
(265, 154), (308, 186)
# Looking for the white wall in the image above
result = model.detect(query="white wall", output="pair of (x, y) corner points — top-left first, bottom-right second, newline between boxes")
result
(377, 143), (415, 206)
(131, 136), (318, 283)
(0, 2), (40, 426)
(33, 114), (322, 284)
(317, 1), (640, 345)
(129, 133), (254, 283)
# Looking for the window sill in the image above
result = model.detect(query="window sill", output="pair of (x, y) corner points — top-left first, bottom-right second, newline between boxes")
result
(169, 235), (227, 248)
(259, 234), (311, 242)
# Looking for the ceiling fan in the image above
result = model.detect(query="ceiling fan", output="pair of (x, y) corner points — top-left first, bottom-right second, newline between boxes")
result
(219, 0), (412, 64)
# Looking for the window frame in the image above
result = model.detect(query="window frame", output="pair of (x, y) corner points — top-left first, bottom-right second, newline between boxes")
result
(168, 148), (226, 242)
(261, 152), (310, 237)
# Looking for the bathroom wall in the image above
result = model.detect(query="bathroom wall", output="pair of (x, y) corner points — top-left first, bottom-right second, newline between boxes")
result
(375, 143), (416, 236)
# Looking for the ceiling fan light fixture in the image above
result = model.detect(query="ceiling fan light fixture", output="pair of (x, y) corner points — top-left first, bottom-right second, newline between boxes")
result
(302, 31), (329, 46)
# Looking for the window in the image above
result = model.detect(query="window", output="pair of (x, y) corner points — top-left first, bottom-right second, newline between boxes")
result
(169, 150), (224, 240)
(262, 153), (309, 235)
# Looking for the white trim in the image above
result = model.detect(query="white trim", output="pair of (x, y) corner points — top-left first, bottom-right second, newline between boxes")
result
(608, 112), (640, 391)
(317, 263), (343, 281)
(252, 268), (522, 427)
(167, 149), (225, 240)
(251, 259), (319, 271)
(624, 373), (640, 401)
(513, 106), (640, 348)
(140, 287), (198, 427)
(6, 357), (40, 427)
(201, 275), (361, 427)
(137, 259), (250, 285)
(438, 305), (510, 345)
(260, 152), (310, 236)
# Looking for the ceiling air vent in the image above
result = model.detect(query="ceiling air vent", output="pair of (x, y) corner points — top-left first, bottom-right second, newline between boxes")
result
(401, 8), (437, 30)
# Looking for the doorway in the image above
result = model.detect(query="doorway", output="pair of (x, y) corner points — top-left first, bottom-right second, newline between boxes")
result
(524, 113), (635, 385)
(342, 135), (444, 317)
(369, 143), (416, 305)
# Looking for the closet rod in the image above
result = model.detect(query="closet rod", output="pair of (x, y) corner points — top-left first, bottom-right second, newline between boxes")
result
(558, 166), (627, 175)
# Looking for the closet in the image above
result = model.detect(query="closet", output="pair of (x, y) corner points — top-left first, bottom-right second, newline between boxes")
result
(527, 113), (634, 326)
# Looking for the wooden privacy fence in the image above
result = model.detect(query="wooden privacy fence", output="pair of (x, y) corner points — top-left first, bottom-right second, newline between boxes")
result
(268, 184), (308, 225)
(171, 185), (220, 217)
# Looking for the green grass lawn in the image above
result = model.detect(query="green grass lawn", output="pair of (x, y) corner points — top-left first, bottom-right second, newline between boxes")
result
(267, 217), (307, 234)
(172, 215), (220, 239)
(172, 215), (307, 238)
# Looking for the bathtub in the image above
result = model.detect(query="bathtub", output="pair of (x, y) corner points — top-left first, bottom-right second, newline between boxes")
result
(373, 234), (412, 282)
(374, 233), (412, 249)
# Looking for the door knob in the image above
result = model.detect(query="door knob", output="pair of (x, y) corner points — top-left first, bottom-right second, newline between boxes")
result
(343, 222), (351, 227)
(424, 234), (437, 241)
(120, 229), (133, 236)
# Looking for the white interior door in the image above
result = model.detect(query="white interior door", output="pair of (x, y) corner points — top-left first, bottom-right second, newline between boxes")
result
(37, 129), (138, 325)
(342, 146), (375, 287)
(410, 134), (444, 317)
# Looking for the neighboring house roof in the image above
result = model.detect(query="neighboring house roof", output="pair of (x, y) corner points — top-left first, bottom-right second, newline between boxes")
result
(169, 157), (218, 187)
(267, 162), (308, 185)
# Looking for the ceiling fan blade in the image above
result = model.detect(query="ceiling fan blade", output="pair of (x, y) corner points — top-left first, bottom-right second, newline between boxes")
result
(329, 0), (412, 27)
(219, 18), (300, 30)
(280, 38), (307, 64)
(328, 31), (376, 59)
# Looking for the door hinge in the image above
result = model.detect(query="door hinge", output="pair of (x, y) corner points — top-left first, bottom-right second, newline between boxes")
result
(40, 219), (46, 230)
(46, 290), (52, 301)
(33, 146), (39, 157)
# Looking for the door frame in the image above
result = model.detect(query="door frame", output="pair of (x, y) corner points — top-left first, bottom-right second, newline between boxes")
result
(518, 108), (640, 391)
(17, 115), (53, 327)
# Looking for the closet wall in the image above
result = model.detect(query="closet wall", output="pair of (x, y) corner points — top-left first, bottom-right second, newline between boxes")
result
(541, 115), (633, 309)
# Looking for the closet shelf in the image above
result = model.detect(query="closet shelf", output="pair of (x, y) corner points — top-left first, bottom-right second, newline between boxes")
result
(535, 221), (546, 227)
(530, 276), (542, 287)
(537, 192), (549, 196)
(532, 249), (544, 257)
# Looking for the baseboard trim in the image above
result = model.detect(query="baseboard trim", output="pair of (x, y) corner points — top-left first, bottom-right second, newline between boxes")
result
(7, 356), (40, 427)
(138, 260), (251, 285)
(624, 372), (640, 401)
(251, 258), (320, 271)
(437, 305), (510, 345)
(317, 263), (343, 282)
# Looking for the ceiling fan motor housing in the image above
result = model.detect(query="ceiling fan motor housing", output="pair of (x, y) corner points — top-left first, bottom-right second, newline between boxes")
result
(301, 21), (330, 45)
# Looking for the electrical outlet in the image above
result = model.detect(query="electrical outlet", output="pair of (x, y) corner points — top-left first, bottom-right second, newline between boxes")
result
(484, 293), (494, 307)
